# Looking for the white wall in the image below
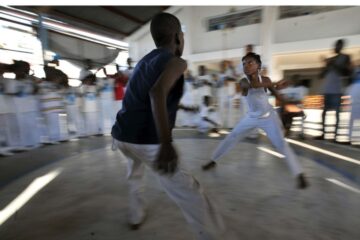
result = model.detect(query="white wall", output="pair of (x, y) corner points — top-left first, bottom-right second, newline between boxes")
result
(275, 7), (360, 43)
(190, 6), (261, 54)
(127, 6), (360, 76)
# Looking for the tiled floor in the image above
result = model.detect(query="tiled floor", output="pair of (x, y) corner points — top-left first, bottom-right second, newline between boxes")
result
(0, 133), (359, 240)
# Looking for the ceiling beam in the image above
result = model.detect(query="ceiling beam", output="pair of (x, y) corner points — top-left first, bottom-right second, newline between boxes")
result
(101, 6), (145, 25)
(49, 9), (128, 36)
(32, 7), (128, 37)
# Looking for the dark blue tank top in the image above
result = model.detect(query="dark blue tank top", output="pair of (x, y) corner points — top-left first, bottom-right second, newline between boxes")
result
(111, 48), (184, 144)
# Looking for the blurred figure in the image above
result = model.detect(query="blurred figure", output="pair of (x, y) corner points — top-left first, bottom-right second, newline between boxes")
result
(203, 52), (308, 189)
(80, 70), (100, 136)
(97, 67), (115, 134)
(198, 95), (221, 136)
(279, 75), (308, 138)
(111, 13), (229, 239)
(3, 61), (41, 149)
(64, 84), (84, 138)
(111, 65), (128, 116)
(216, 61), (228, 124)
(210, 73), (221, 102)
(40, 66), (68, 143)
(317, 39), (352, 141)
(177, 70), (199, 127)
(197, 65), (212, 99)
(222, 61), (238, 128)
(124, 57), (134, 80)
(348, 67), (360, 144)
(0, 63), (14, 156)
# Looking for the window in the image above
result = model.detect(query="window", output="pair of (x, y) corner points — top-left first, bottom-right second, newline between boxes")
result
(208, 8), (262, 32)
(279, 6), (352, 19)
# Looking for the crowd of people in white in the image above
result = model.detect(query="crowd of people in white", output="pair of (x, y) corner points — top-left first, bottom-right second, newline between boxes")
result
(0, 59), (131, 156)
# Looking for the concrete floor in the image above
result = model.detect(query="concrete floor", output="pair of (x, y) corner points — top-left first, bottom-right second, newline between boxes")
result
(0, 132), (359, 240)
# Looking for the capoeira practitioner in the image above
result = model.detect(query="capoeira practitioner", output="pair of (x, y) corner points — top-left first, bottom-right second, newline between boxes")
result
(3, 61), (41, 150)
(202, 52), (309, 189)
(197, 95), (221, 135)
(97, 72), (115, 135)
(111, 12), (230, 239)
(80, 71), (100, 136)
(176, 70), (198, 127)
(39, 66), (68, 143)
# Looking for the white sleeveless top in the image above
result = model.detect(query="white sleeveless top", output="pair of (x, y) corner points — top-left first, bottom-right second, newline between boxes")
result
(245, 75), (273, 118)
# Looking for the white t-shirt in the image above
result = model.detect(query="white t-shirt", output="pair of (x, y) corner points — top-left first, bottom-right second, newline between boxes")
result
(198, 75), (212, 97)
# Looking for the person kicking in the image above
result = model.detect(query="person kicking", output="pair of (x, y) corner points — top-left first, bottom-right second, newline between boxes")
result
(202, 52), (309, 189)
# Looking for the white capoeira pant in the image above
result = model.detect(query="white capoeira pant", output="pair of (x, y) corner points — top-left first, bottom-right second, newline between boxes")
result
(82, 86), (100, 136)
(114, 140), (230, 240)
(211, 110), (302, 177)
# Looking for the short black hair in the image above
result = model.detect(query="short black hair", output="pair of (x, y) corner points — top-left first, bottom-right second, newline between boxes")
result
(335, 39), (344, 47)
(242, 52), (262, 67)
(150, 12), (181, 47)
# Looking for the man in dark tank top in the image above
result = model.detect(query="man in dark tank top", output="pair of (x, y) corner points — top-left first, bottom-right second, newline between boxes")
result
(111, 12), (230, 240)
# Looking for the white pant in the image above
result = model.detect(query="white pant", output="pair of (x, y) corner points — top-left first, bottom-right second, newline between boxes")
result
(3, 113), (22, 148)
(44, 113), (61, 142)
(98, 98), (115, 134)
(115, 140), (229, 240)
(19, 111), (41, 147)
(212, 111), (302, 177)
(84, 112), (99, 136)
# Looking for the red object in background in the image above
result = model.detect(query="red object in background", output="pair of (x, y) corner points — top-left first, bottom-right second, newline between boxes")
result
(113, 74), (128, 100)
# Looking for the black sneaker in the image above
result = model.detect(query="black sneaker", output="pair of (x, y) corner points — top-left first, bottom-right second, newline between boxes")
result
(297, 173), (309, 189)
(129, 222), (142, 231)
(128, 214), (147, 231)
(202, 161), (217, 170)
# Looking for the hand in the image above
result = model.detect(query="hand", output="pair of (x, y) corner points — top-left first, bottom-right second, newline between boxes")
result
(154, 142), (178, 174)
(274, 80), (289, 90)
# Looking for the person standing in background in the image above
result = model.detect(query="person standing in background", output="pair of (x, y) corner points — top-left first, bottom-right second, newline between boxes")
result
(317, 39), (352, 141)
